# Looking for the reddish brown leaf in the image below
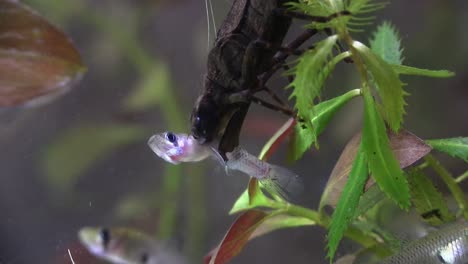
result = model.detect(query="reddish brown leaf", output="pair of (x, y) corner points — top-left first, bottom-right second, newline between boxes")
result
(0, 0), (85, 106)
(320, 129), (432, 208)
(205, 210), (268, 264)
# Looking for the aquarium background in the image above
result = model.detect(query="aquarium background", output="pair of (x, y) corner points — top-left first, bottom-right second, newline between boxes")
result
(0, 0), (467, 263)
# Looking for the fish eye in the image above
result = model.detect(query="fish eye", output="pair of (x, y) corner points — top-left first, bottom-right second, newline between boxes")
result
(165, 132), (177, 143)
(99, 228), (111, 249)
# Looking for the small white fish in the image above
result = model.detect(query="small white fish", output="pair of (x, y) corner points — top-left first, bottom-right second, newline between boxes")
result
(78, 226), (186, 264)
(380, 221), (468, 264)
(148, 132), (303, 199)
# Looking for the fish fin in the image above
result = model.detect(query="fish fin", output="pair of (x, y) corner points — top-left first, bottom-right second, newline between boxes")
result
(260, 164), (304, 201)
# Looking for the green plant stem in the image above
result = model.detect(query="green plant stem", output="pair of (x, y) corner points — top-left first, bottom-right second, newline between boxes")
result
(269, 201), (392, 255)
(80, 4), (189, 240)
(185, 164), (207, 261)
(158, 165), (182, 239)
(425, 154), (468, 219)
(455, 170), (468, 183)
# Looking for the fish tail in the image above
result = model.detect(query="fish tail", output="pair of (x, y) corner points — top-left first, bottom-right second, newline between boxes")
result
(259, 164), (303, 201)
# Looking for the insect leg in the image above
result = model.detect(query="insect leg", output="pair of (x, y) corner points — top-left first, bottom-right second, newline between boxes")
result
(251, 96), (295, 117)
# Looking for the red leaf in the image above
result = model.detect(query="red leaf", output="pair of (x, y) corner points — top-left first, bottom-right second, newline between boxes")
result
(205, 210), (269, 264)
(0, 0), (85, 106)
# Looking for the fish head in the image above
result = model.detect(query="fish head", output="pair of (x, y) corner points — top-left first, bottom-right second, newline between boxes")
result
(78, 227), (110, 256)
(148, 132), (211, 164)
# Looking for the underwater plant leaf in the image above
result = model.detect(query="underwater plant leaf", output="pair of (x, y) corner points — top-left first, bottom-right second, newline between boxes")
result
(287, 35), (338, 130)
(407, 168), (455, 226)
(320, 128), (431, 209)
(361, 93), (410, 209)
(347, 0), (387, 15)
(42, 124), (147, 192)
(370, 21), (403, 65)
(229, 179), (271, 215)
(353, 41), (406, 132)
(250, 214), (316, 240)
(289, 89), (360, 161)
(0, 0), (85, 106)
(392, 65), (455, 78)
(206, 210), (269, 264)
(123, 62), (171, 111)
(426, 137), (468, 163)
(327, 146), (368, 261)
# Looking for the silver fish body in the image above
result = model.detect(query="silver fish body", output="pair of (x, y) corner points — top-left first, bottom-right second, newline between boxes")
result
(226, 147), (303, 199)
(379, 221), (468, 264)
(78, 226), (186, 264)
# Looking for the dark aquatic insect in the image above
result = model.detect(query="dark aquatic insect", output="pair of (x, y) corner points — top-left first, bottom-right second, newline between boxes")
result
(78, 226), (187, 264)
(379, 221), (468, 264)
(191, 0), (350, 157)
(190, 0), (299, 155)
(148, 131), (302, 199)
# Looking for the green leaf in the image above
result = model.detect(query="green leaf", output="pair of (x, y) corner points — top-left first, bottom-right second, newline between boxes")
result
(426, 137), (468, 162)
(42, 124), (147, 192)
(370, 21), (403, 65)
(229, 179), (271, 215)
(289, 89), (360, 161)
(320, 128), (430, 210)
(123, 62), (171, 111)
(347, 0), (387, 15)
(327, 145), (368, 261)
(250, 214), (316, 240)
(361, 93), (410, 209)
(391, 64), (455, 78)
(407, 168), (455, 225)
(354, 41), (406, 132)
(287, 35), (338, 129)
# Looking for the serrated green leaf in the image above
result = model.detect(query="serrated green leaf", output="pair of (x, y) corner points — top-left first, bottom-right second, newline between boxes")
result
(361, 93), (410, 209)
(407, 168), (455, 225)
(391, 64), (455, 78)
(289, 89), (360, 161)
(354, 41), (406, 132)
(370, 21), (403, 65)
(327, 145), (368, 261)
(426, 137), (468, 162)
(42, 124), (147, 192)
(347, 0), (386, 15)
(287, 35), (338, 129)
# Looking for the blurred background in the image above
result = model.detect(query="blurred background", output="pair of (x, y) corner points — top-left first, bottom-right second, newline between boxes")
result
(0, 0), (467, 263)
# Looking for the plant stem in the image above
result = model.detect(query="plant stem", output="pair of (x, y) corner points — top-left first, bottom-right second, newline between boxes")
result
(185, 164), (207, 261)
(80, 4), (190, 240)
(455, 170), (468, 183)
(425, 154), (468, 219)
(273, 202), (393, 256)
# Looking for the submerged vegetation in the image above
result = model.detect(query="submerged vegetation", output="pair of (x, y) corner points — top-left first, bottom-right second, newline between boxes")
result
(0, 0), (466, 263)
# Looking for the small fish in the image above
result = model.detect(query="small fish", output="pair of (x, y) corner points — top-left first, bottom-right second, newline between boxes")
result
(78, 226), (186, 264)
(148, 132), (303, 199)
(379, 221), (468, 264)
